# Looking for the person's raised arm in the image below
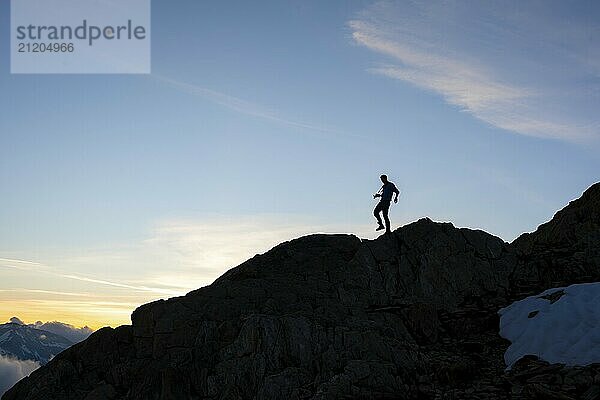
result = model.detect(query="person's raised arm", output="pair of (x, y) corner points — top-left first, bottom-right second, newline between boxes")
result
(373, 185), (383, 199)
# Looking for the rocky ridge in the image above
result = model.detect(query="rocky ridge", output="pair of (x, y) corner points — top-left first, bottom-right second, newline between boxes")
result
(4, 182), (600, 400)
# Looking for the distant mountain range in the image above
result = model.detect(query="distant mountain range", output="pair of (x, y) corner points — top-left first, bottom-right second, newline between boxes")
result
(26, 320), (93, 344)
(0, 323), (72, 365)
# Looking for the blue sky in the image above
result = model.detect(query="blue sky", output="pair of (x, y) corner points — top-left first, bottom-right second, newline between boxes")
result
(1, 0), (599, 327)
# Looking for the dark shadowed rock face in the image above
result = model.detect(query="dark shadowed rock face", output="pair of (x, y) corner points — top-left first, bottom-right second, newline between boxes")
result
(510, 182), (600, 296)
(4, 183), (600, 400)
(505, 355), (600, 400)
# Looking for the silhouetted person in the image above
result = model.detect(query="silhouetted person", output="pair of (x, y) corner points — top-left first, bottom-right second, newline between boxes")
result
(373, 174), (400, 233)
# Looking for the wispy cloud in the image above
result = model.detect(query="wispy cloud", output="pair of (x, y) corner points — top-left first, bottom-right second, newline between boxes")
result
(0, 258), (184, 297)
(149, 74), (359, 138)
(0, 289), (92, 297)
(349, 1), (600, 143)
(0, 258), (47, 271)
(0, 258), (185, 297)
(58, 274), (182, 296)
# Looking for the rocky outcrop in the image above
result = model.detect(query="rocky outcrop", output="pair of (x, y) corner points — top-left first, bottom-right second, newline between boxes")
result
(510, 182), (600, 296)
(506, 356), (600, 400)
(4, 183), (600, 400)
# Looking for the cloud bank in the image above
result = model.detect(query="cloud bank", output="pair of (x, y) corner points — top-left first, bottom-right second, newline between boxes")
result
(0, 356), (40, 396)
(349, 1), (600, 143)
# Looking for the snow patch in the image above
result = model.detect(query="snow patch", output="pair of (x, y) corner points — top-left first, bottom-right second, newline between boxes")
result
(499, 282), (600, 368)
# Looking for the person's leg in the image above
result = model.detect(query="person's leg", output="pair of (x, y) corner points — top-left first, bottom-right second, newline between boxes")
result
(374, 202), (384, 228)
(382, 202), (391, 233)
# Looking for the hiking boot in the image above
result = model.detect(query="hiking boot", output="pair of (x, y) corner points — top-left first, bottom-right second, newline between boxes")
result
(376, 224), (385, 231)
